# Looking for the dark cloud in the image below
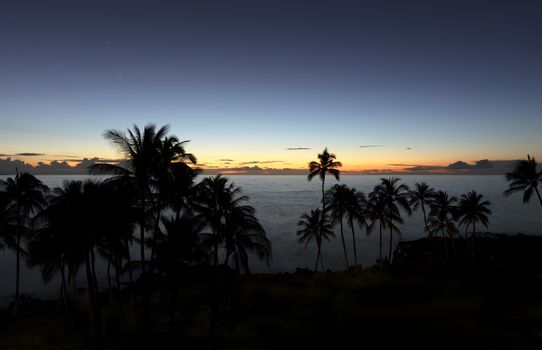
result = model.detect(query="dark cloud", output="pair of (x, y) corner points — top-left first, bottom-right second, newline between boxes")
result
(447, 161), (472, 170)
(0, 157), (120, 175)
(0, 154), (11, 157)
(218, 159), (234, 162)
(405, 165), (446, 172)
(405, 147), (412, 150)
(387, 163), (420, 167)
(474, 159), (493, 168)
(359, 145), (387, 148)
(16, 152), (45, 156)
(286, 147), (311, 150)
(239, 160), (285, 165)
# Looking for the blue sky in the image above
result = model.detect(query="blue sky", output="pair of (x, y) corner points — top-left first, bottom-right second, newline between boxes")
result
(1, 0), (541, 171)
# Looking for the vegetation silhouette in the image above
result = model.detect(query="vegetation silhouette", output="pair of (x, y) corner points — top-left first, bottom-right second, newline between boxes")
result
(369, 178), (411, 264)
(4, 125), (542, 349)
(0, 171), (48, 315)
(505, 154), (542, 207)
(297, 208), (334, 272)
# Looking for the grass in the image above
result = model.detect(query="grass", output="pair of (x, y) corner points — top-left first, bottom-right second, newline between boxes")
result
(1, 267), (542, 349)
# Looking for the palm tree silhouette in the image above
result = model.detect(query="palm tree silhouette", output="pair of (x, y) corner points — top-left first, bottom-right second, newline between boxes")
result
(408, 182), (435, 235)
(0, 172), (48, 314)
(297, 208), (334, 272)
(152, 213), (204, 347)
(457, 191), (491, 239)
(193, 175), (269, 345)
(457, 191), (491, 261)
(345, 188), (367, 267)
(428, 190), (458, 261)
(326, 184), (352, 268)
(371, 178), (411, 264)
(505, 155), (542, 208)
(91, 124), (195, 275)
(307, 148), (342, 214)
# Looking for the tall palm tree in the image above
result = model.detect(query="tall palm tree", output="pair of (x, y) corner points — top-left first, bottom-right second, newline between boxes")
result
(152, 213), (204, 347)
(505, 155), (542, 208)
(408, 182), (435, 235)
(326, 184), (351, 268)
(372, 178), (411, 264)
(428, 190), (458, 261)
(0, 172), (48, 313)
(345, 188), (367, 267)
(456, 191), (492, 239)
(91, 124), (195, 275)
(297, 208), (334, 272)
(193, 175), (269, 345)
(307, 148), (342, 214)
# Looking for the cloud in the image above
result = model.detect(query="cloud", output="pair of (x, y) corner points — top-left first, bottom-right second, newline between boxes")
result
(359, 145), (387, 148)
(0, 154), (10, 157)
(16, 152), (45, 156)
(218, 159), (234, 162)
(447, 161), (472, 170)
(405, 147), (412, 150)
(286, 147), (311, 150)
(239, 160), (285, 165)
(0, 157), (122, 175)
(387, 163), (420, 167)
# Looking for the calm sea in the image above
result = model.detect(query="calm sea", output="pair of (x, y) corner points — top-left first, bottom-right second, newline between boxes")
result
(0, 174), (541, 306)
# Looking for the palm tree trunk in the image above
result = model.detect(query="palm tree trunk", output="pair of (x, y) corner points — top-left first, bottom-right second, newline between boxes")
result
(86, 252), (104, 350)
(350, 222), (358, 267)
(388, 225), (393, 264)
(379, 221), (383, 261)
(339, 219), (349, 268)
(140, 192), (146, 276)
(60, 262), (69, 327)
(535, 186), (542, 208)
(422, 204), (429, 234)
(15, 229), (20, 315)
(314, 236), (322, 272)
(321, 177), (325, 214)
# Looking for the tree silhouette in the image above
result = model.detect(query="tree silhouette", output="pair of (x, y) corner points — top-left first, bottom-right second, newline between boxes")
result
(428, 190), (458, 261)
(0, 172), (48, 314)
(90, 124), (195, 277)
(371, 178), (411, 264)
(326, 184), (352, 268)
(345, 188), (367, 267)
(408, 182), (435, 235)
(505, 155), (542, 208)
(297, 208), (334, 272)
(307, 148), (342, 214)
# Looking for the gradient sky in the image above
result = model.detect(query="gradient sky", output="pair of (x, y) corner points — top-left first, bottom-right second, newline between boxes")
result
(1, 0), (541, 172)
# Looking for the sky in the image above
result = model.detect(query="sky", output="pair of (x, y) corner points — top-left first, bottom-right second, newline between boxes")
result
(1, 0), (541, 173)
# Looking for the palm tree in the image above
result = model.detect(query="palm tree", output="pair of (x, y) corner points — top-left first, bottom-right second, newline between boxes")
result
(456, 191), (491, 262)
(222, 206), (271, 273)
(457, 191), (491, 239)
(307, 148), (342, 214)
(0, 172), (48, 313)
(152, 213), (204, 347)
(408, 182), (435, 235)
(326, 184), (351, 268)
(91, 124), (195, 276)
(345, 188), (367, 267)
(297, 208), (334, 272)
(372, 178), (411, 264)
(428, 190), (458, 261)
(193, 175), (269, 346)
(505, 155), (542, 208)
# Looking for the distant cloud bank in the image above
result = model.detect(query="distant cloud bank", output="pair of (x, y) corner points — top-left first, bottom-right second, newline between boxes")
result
(0, 157), (120, 175)
(0, 157), (520, 176)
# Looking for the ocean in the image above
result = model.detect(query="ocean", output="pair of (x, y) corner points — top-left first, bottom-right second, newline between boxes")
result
(0, 174), (540, 306)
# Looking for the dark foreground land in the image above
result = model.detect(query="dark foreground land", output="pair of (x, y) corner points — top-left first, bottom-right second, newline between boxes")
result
(2, 235), (542, 350)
